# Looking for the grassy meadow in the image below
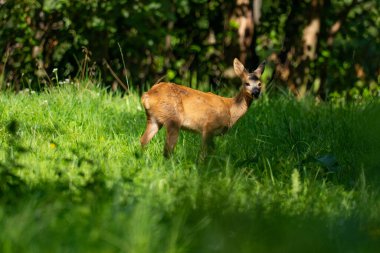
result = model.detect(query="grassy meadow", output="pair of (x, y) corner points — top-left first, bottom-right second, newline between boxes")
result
(0, 84), (380, 252)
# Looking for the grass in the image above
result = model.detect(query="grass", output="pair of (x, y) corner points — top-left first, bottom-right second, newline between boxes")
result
(0, 84), (379, 252)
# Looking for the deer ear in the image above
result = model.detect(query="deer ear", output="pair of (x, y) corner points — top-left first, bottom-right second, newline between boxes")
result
(253, 61), (266, 77)
(233, 58), (247, 77)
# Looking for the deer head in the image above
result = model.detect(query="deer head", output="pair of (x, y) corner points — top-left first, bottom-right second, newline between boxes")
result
(234, 58), (266, 99)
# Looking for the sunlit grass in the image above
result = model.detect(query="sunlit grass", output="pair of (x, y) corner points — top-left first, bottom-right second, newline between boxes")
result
(0, 84), (379, 252)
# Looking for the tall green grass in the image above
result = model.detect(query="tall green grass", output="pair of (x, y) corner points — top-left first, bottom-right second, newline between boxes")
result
(0, 84), (379, 252)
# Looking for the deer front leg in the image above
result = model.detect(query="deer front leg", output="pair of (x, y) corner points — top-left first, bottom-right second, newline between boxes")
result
(164, 121), (180, 158)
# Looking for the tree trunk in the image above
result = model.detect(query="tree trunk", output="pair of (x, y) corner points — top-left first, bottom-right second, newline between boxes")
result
(271, 0), (323, 98)
(232, 0), (254, 65)
(297, 0), (322, 97)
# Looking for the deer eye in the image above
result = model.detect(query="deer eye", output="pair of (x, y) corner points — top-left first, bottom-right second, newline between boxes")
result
(245, 82), (250, 86)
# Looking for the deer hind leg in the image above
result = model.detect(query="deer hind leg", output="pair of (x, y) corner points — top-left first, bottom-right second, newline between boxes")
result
(140, 116), (161, 148)
(200, 131), (215, 160)
(164, 121), (180, 158)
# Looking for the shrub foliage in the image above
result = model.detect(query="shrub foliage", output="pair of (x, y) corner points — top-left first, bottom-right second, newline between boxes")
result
(0, 0), (379, 97)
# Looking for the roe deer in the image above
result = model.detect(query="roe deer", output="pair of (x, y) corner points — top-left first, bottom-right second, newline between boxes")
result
(140, 58), (265, 158)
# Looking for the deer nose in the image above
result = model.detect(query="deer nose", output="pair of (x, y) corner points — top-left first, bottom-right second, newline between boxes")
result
(252, 87), (261, 98)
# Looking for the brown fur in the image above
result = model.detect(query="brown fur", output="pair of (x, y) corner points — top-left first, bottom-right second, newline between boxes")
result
(140, 58), (265, 158)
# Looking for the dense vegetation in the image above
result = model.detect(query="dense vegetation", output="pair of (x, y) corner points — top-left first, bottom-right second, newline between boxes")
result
(0, 84), (379, 252)
(1, 0), (379, 97)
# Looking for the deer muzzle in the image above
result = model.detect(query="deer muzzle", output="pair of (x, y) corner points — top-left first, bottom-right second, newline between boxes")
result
(252, 87), (261, 98)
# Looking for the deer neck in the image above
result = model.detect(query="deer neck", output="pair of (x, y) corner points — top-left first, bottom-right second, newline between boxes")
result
(228, 88), (253, 127)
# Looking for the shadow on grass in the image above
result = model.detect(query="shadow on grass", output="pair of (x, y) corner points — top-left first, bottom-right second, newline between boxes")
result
(183, 208), (380, 253)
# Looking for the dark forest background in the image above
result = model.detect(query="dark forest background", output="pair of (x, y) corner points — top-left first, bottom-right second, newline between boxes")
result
(1, 0), (379, 99)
